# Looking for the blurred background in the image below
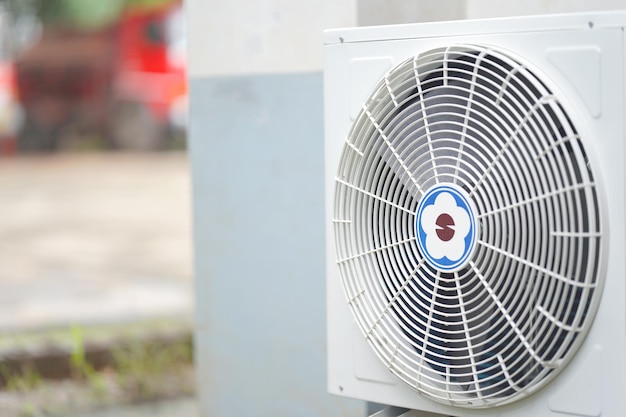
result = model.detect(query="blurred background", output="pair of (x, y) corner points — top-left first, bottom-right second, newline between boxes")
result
(0, 0), (187, 154)
(1, 0), (625, 416)
(0, 1), (193, 416)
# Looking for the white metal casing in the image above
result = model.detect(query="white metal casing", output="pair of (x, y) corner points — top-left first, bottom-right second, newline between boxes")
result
(324, 11), (626, 417)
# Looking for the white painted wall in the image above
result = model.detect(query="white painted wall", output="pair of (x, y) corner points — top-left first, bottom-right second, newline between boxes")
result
(189, 0), (626, 77)
(187, 0), (356, 77)
(358, 0), (466, 26)
(467, 0), (626, 19)
(356, 0), (626, 26)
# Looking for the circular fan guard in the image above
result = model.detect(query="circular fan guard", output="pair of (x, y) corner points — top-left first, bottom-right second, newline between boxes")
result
(333, 45), (604, 408)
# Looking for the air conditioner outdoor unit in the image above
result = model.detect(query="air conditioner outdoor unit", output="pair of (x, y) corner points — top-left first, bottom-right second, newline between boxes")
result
(324, 11), (626, 417)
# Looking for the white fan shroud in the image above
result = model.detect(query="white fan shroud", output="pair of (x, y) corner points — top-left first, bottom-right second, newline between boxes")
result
(333, 45), (604, 408)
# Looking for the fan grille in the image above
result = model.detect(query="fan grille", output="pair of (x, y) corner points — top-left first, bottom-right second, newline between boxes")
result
(333, 45), (604, 408)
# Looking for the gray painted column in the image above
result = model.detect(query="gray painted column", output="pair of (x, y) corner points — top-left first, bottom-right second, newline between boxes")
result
(187, 0), (363, 416)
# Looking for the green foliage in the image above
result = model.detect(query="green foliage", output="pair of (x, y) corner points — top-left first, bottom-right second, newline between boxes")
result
(56, 0), (126, 29)
(0, 0), (180, 29)
(70, 325), (109, 399)
(70, 324), (91, 377)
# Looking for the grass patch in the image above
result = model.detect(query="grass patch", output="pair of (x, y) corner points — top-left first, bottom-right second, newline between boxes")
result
(0, 319), (195, 417)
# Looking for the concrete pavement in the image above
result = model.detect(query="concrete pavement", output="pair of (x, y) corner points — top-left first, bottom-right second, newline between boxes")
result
(66, 397), (199, 417)
(0, 152), (198, 417)
(0, 152), (194, 331)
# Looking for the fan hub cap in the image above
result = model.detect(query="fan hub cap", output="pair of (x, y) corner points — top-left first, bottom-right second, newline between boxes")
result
(415, 183), (477, 272)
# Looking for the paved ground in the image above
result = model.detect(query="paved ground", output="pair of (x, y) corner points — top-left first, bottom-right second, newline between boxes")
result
(0, 152), (198, 416)
(66, 397), (199, 417)
(0, 152), (194, 331)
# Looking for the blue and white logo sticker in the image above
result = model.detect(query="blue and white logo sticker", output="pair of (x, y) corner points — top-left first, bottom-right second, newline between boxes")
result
(415, 184), (477, 272)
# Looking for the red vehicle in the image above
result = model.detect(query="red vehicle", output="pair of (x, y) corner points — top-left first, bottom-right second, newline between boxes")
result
(13, 1), (186, 151)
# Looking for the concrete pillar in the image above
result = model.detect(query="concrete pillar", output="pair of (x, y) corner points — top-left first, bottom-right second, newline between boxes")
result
(187, 0), (364, 416)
